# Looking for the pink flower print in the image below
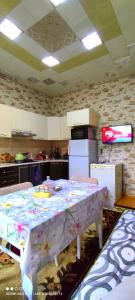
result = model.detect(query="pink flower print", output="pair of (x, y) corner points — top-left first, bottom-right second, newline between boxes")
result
(28, 209), (39, 214)
(73, 221), (81, 233)
(17, 223), (27, 234)
(65, 197), (71, 202)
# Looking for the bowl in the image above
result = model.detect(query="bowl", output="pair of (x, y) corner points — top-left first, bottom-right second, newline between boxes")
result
(54, 185), (62, 191)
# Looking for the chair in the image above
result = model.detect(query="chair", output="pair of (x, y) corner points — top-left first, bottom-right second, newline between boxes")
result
(70, 176), (98, 184)
(0, 182), (33, 195)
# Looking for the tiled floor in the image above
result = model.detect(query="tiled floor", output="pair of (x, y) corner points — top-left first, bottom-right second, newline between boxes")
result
(116, 195), (135, 209)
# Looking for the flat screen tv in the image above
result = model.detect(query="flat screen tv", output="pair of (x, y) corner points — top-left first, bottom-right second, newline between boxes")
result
(102, 125), (133, 144)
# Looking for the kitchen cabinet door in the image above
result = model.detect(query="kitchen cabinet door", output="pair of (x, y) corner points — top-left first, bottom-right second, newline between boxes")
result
(0, 166), (19, 187)
(67, 108), (99, 127)
(41, 162), (50, 182)
(50, 162), (63, 180)
(50, 162), (68, 180)
(30, 112), (47, 140)
(0, 104), (12, 137)
(47, 117), (61, 140)
(11, 107), (32, 132)
(19, 165), (30, 183)
(60, 116), (71, 140)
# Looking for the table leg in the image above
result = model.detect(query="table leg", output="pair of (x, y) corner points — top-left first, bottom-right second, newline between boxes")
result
(54, 255), (59, 267)
(95, 211), (103, 249)
(77, 234), (80, 259)
(21, 270), (37, 300)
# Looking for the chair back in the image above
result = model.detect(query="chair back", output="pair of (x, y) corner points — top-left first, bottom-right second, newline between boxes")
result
(0, 182), (33, 195)
(70, 176), (98, 184)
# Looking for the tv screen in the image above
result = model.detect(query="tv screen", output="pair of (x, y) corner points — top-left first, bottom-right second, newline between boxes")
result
(102, 125), (133, 144)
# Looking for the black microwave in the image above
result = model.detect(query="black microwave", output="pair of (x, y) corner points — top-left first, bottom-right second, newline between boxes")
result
(71, 126), (96, 140)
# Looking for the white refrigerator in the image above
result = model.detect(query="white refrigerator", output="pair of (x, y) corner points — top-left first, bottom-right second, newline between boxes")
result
(69, 139), (97, 178)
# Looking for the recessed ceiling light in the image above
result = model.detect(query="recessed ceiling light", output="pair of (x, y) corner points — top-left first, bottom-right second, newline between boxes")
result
(82, 32), (102, 50)
(42, 56), (60, 67)
(0, 18), (22, 40)
(49, 0), (66, 6)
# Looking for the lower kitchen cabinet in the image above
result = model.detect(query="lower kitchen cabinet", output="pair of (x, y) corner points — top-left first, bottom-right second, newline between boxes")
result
(41, 162), (50, 182)
(62, 162), (69, 179)
(0, 166), (19, 187)
(19, 165), (30, 183)
(0, 161), (69, 188)
(50, 162), (68, 180)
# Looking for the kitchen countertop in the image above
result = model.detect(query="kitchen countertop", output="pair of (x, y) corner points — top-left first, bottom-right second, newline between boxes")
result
(0, 159), (68, 168)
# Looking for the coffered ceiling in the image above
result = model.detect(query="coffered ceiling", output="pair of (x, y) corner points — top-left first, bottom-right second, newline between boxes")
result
(0, 0), (135, 96)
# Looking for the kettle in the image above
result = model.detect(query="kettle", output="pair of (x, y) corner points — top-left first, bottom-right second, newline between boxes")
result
(15, 152), (25, 163)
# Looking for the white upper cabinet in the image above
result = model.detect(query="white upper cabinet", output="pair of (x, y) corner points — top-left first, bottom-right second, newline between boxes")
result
(60, 116), (71, 140)
(47, 117), (60, 140)
(11, 107), (32, 132)
(30, 112), (47, 140)
(0, 104), (71, 140)
(0, 104), (12, 137)
(11, 108), (47, 139)
(47, 116), (71, 140)
(67, 108), (100, 127)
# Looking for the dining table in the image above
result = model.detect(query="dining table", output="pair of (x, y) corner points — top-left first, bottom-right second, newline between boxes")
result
(0, 179), (108, 300)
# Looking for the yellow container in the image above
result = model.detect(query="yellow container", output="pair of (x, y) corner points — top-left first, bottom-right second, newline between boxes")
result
(33, 191), (52, 198)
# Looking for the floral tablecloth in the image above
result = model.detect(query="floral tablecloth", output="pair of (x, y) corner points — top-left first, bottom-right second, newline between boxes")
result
(0, 179), (108, 299)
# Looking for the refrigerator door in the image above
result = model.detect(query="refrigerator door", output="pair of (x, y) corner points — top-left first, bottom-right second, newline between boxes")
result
(69, 156), (90, 178)
(69, 139), (97, 162)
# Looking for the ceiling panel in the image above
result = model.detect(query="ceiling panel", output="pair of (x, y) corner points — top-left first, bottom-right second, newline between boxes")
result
(8, 0), (53, 30)
(105, 35), (129, 60)
(54, 40), (85, 62)
(111, 0), (135, 45)
(80, 0), (122, 40)
(57, 0), (95, 38)
(54, 44), (108, 72)
(26, 9), (78, 53)
(0, 0), (21, 19)
(0, 0), (135, 96)
(0, 34), (46, 71)
(17, 33), (49, 59)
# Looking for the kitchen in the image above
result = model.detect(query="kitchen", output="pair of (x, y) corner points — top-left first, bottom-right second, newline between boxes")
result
(0, 1), (135, 300)
(0, 102), (99, 186)
(0, 0), (135, 196)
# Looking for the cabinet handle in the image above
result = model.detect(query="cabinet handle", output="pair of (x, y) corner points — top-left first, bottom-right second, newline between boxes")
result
(1, 180), (8, 184)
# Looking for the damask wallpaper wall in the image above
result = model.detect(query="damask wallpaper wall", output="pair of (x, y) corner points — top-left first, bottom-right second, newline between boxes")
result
(0, 73), (135, 195)
(52, 76), (135, 195)
(0, 73), (52, 115)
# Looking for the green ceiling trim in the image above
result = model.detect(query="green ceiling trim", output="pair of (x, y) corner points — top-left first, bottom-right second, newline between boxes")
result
(54, 44), (108, 73)
(0, 0), (22, 19)
(0, 34), (46, 71)
(80, 0), (122, 41)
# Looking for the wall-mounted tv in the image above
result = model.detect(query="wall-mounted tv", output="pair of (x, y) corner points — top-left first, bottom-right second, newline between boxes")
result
(102, 125), (133, 144)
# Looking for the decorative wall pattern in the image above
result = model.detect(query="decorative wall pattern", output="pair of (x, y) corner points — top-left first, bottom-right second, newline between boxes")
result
(0, 73), (52, 115)
(0, 73), (135, 195)
(52, 76), (135, 196)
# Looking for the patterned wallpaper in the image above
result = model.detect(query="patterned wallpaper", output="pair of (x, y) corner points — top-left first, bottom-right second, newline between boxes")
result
(0, 73), (52, 115)
(0, 73), (135, 195)
(52, 76), (135, 196)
